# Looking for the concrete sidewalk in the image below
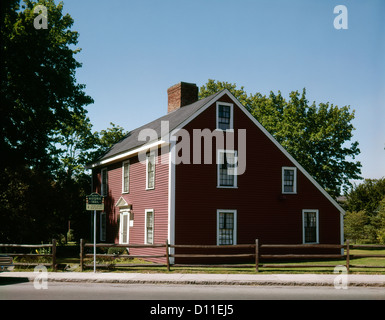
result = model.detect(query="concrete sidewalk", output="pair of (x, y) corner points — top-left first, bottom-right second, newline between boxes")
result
(1, 272), (385, 287)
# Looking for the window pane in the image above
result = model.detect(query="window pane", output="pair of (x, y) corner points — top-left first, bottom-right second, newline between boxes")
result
(101, 169), (108, 196)
(218, 105), (230, 130)
(283, 169), (294, 192)
(218, 212), (234, 245)
(123, 162), (129, 193)
(100, 212), (106, 241)
(219, 152), (235, 186)
(146, 211), (154, 244)
(147, 154), (155, 189)
(304, 212), (317, 243)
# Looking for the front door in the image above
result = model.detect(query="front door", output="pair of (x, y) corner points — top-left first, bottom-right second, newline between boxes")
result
(119, 211), (129, 244)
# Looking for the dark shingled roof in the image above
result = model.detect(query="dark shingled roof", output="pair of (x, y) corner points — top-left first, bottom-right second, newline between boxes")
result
(98, 90), (224, 162)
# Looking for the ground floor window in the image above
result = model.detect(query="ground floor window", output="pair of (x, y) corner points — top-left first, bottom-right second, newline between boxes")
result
(302, 209), (319, 243)
(145, 209), (154, 244)
(217, 210), (237, 245)
(100, 212), (106, 242)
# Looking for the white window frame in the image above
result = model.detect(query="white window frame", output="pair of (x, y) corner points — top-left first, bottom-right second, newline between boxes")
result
(216, 102), (234, 131)
(101, 168), (108, 196)
(217, 149), (238, 188)
(282, 167), (297, 194)
(217, 209), (237, 245)
(302, 209), (319, 244)
(119, 211), (130, 245)
(122, 160), (130, 194)
(146, 152), (155, 190)
(144, 209), (154, 244)
(100, 212), (106, 242)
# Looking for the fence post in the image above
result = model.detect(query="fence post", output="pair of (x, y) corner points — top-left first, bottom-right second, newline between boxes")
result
(52, 239), (57, 272)
(255, 239), (259, 272)
(80, 239), (84, 272)
(165, 240), (170, 272)
(346, 239), (350, 273)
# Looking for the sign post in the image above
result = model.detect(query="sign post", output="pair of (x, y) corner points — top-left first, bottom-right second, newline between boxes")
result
(86, 193), (104, 273)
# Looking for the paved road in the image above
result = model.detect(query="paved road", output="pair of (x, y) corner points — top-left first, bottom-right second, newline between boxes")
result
(1, 282), (385, 300)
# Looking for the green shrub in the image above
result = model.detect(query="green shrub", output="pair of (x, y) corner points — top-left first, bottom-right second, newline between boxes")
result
(107, 247), (126, 255)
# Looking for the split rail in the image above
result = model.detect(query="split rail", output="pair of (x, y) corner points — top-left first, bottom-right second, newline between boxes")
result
(79, 239), (385, 272)
(0, 239), (57, 271)
(1, 239), (383, 272)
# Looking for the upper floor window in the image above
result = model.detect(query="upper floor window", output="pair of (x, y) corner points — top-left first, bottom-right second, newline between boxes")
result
(122, 160), (130, 193)
(101, 168), (108, 196)
(216, 102), (233, 131)
(282, 167), (297, 194)
(217, 150), (237, 188)
(146, 152), (155, 190)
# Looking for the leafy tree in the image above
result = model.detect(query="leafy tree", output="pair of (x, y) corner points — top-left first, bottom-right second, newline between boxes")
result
(90, 122), (128, 162)
(0, 0), (93, 171)
(345, 178), (385, 214)
(343, 210), (368, 244)
(375, 198), (385, 244)
(344, 179), (385, 243)
(54, 110), (97, 180)
(0, 0), (93, 243)
(199, 79), (362, 197)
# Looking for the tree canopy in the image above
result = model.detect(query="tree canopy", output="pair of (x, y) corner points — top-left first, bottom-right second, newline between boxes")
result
(1, 0), (94, 172)
(0, 0), (95, 242)
(343, 178), (385, 243)
(199, 79), (362, 197)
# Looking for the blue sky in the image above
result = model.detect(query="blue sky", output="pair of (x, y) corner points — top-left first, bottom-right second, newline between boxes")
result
(62, 0), (385, 181)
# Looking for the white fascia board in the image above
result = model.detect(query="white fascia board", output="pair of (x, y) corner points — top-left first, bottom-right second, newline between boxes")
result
(86, 139), (168, 169)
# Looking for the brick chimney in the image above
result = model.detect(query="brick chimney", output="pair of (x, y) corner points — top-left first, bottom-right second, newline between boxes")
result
(167, 82), (198, 113)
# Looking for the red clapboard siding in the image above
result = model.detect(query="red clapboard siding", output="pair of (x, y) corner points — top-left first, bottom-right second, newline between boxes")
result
(93, 91), (342, 264)
(94, 149), (169, 263)
(174, 94), (340, 262)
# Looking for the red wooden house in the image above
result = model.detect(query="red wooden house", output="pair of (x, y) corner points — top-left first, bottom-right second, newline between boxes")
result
(87, 82), (345, 262)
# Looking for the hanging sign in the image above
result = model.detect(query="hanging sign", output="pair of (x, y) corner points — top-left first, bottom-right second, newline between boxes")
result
(86, 193), (104, 211)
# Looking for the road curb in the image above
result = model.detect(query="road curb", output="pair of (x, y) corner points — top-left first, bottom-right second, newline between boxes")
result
(1, 272), (385, 287)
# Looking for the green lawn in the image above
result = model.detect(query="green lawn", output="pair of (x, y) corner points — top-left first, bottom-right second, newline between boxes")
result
(9, 247), (385, 274)
(72, 247), (385, 274)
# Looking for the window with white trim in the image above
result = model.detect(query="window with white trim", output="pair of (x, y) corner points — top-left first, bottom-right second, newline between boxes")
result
(145, 209), (154, 244)
(101, 168), (108, 196)
(100, 212), (106, 242)
(122, 160), (130, 193)
(302, 210), (319, 244)
(217, 210), (237, 245)
(282, 167), (297, 194)
(217, 150), (237, 187)
(216, 102), (233, 131)
(146, 152), (155, 190)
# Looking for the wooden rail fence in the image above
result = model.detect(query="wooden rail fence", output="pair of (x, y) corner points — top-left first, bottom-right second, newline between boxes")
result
(79, 239), (385, 272)
(79, 239), (168, 271)
(1, 239), (384, 272)
(0, 239), (57, 271)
